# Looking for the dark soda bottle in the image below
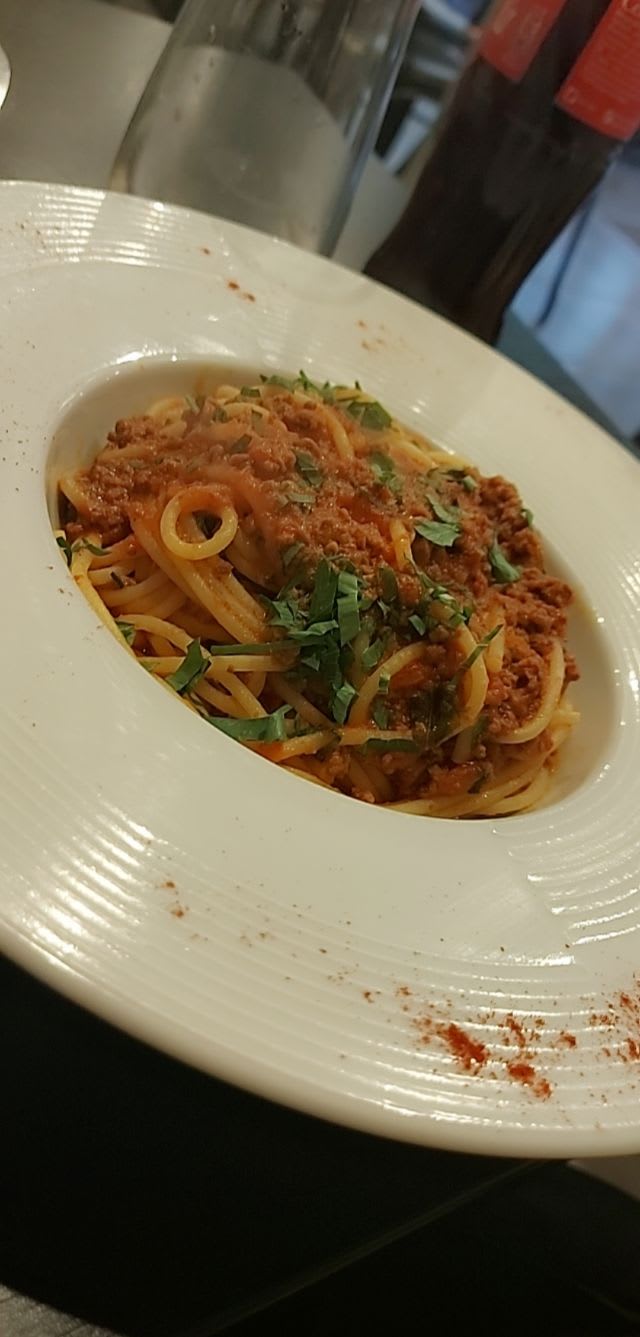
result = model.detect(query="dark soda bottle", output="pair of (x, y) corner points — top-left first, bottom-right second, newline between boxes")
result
(366, 0), (640, 342)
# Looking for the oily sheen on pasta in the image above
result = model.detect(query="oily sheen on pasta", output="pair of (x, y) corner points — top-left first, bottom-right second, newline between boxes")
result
(57, 374), (579, 818)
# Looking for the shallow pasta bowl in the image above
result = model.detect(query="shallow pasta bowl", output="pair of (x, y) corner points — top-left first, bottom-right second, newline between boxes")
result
(1, 180), (639, 1157)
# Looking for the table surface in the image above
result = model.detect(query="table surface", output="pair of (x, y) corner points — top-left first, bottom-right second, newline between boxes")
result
(0, 2), (633, 1334)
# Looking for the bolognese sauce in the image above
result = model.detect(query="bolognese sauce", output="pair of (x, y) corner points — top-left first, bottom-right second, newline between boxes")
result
(57, 374), (579, 817)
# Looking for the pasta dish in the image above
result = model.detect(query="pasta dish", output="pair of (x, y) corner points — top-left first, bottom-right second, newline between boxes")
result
(56, 373), (579, 818)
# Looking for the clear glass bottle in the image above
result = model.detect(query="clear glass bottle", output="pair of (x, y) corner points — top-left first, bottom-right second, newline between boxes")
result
(110, 0), (419, 255)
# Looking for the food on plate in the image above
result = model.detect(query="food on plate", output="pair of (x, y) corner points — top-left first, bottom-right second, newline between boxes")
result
(57, 373), (579, 817)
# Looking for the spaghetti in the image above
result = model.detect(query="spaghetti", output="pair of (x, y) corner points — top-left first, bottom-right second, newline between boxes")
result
(57, 373), (579, 818)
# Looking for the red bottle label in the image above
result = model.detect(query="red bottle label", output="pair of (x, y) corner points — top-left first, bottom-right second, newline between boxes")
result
(556, 1), (640, 140)
(480, 0), (570, 81)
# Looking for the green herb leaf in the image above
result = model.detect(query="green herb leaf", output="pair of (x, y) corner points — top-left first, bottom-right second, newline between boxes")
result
(468, 768), (488, 795)
(408, 613), (427, 637)
(282, 542), (304, 568)
(287, 619), (338, 643)
(308, 559), (338, 624)
(363, 737), (419, 754)
(228, 432), (251, 454)
(455, 625), (502, 679)
(206, 640), (292, 657)
(56, 534), (74, 566)
(488, 543), (521, 584)
(56, 535), (108, 565)
(166, 638), (209, 695)
(116, 620), (136, 646)
(360, 401), (392, 431)
(361, 639), (384, 672)
(427, 492), (460, 526)
(470, 714), (488, 748)
(331, 681), (357, 725)
(295, 450), (323, 488)
(286, 490), (315, 508)
(336, 569), (360, 647)
(380, 567), (398, 604)
(345, 399), (392, 431)
(299, 648), (320, 673)
(111, 571), (125, 589)
(208, 704), (292, 742)
(240, 386), (260, 398)
(368, 451), (399, 492)
(184, 394), (199, 413)
(521, 507), (534, 528)
(414, 519), (460, 548)
(462, 475), (477, 492)
(371, 699), (389, 729)
(266, 594), (301, 628)
(261, 373), (296, 390)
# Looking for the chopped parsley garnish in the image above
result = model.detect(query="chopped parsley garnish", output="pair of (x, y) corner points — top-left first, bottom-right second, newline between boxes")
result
(208, 705), (292, 742)
(331, 681), (357, 725)
(166, 638), (209, 695)
(287, 619), (338, 643)
(369, 451), (400, 492)
(488, 543), (521, 585)
(345, 399), (392, 431)
(110, 571), (125, 589)
(470, 714), (488, 748)
(286, 489), (315, 508)
(380, 566), (398, 604)
(462, 475), (478, 492)
(308, 559), (338, 623)
(414, 492), (462, 548)
(240, 386), (261, 398)
(206, 640), (293, 657)
(454, 625), (502, 679)
(116, 620), (136, 646)
(56, 535), (108, 566)
(336, 569), (360, 647)
(371, 699), (389, 729)
(262, 560), (365, 723)
(56, 535), (74, 565)
(521, 507), (534, 528)
(414, 518), (460, 548)
(282, 541), (304, 568)
(295, 450), (323, 488)
(363, 737), (419, 754)
(408, 613), (427, 637)
(228, 433), (251, 453)
(361, 639), (384, 671)
(427, 492), (460, 526)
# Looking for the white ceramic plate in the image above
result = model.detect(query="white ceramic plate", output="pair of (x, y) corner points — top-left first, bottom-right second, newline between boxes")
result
(2, 181), (640, 1158)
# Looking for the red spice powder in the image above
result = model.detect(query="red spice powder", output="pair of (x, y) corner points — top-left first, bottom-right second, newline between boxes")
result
(603, 980), (640, 1063)
(503, 1013), (527, 1049)
(507, 1061), (552, 1100)
(439, 1022), (488, 1072)
(557, 1030), (577, 1049)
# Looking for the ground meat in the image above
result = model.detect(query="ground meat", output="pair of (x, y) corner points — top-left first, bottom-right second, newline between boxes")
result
(63, 388), (578, 791)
